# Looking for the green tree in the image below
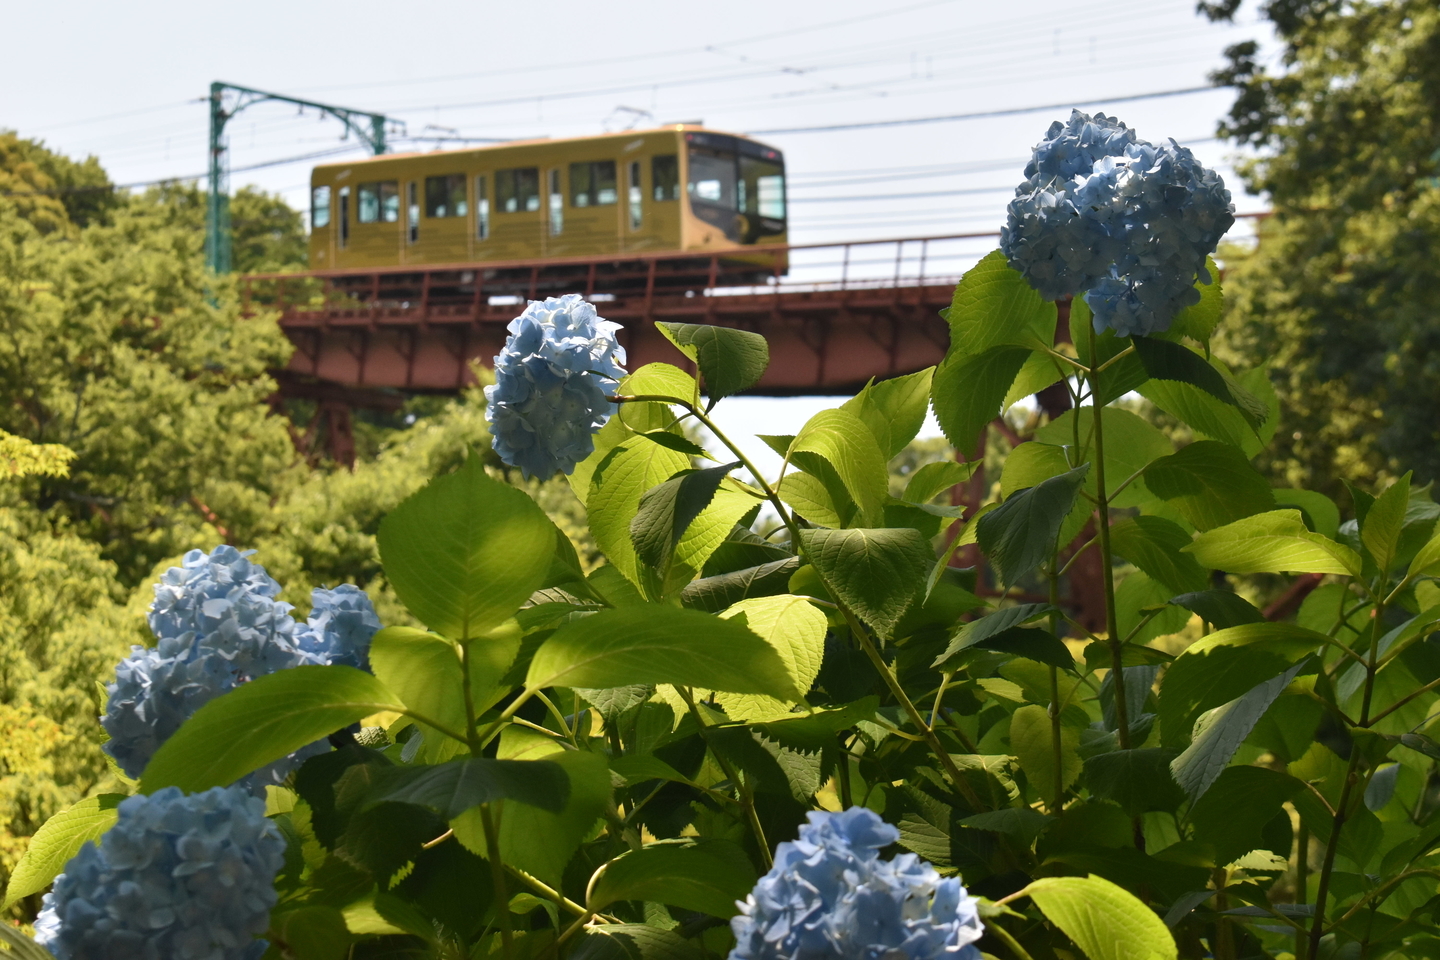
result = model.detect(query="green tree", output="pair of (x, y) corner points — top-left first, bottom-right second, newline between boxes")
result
(1198, 0), (1440, 495)
(0, 131), (117, 234)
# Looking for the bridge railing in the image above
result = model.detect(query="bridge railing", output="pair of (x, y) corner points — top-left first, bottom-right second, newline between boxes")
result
(239, 230), (1005, 320)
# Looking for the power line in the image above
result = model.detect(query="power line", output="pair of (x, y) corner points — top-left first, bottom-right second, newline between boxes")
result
(747, 85), (1220, 135)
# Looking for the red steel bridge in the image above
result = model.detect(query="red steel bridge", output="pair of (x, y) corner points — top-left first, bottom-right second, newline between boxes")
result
(243, 231), (1000, 404)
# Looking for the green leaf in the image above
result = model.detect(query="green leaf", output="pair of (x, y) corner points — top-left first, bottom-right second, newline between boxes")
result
(1133, 336), (1266, 429)
(932, 345), (1032, 456)
(573, 365), (688, 502)
(1189, 766), (1302, 865)
(630, 462), (740, 579)
(681, 557), (802, 613)
(588, 839), (757, 917)
(841, 368), (935, 459)
(1170, 661), (1308, 799)
(1004, 350), (1065, 409)
(140, 666), (405, 794)
(1025, 874), (1178, 960)
(656, 322), (770, 403)
(369, 624), (518, 762)
(452, 749), (612, 886)
(587, 437), (691, 588)
(363, 757), (568, 818)
(269, 906), (354, 960)
(945, 249), (1057, 358)
(1109, 516), (1208, 594)
(571, 924), (706, 960)
(788, 409), (889, 526)
(526, 606), (800, 699)
(379, 452), (555, 639)
(1363, 472), (1412, 573)
(714, 594), (828, 722)
(903, 460), (979, 506)
(1184, 510), (1361, 576)
(3, 793), (124, 908)
(1143, 441), (1275, 531)
(1001, 441), (1073, 496)
(982, 628), (1075, 668)
(1273, 489), (1342, 541)
(638, 431), (710, 459)
(1035, 408), (1174, 509)
(1082, 750), (1185, 817)
(617, 361), (698, 411)
(1167, 257), (1222, 343)
(977, 465), (1089, 585)
(1167, 590), (1265, 629)
(933, 603), (1054, 667)
(1158, 623), (1325, 750)
(778, 471), (844, 528)
(0, 923), (57, 960)
(1011, 704), (1081, 803)
(799, 527), (933, 639)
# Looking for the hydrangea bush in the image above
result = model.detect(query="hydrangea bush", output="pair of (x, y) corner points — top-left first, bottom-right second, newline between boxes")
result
(102, 546), (380, 793)
(34, 787), (284, 960)
(9, 113), (1440, 960)
(731, 808), (983, 960)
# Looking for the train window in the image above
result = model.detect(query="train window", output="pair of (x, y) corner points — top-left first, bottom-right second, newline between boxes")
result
(407, 182), (419, 243)
(739, 156), (786, 221)
(652, 155), (679, 202)
(628, 161), (642, 230)
(359, 181), (399, 224)
(687, 146), (736, 209)
(358, 183), (381, 224)
(496, 168), (540, 213)
(570, 161), (617, 207)
(425, 174), (468, 218)
(311, 185), (331, 229)
(548, 169), (563, 236)
(475, 175), (489, 241)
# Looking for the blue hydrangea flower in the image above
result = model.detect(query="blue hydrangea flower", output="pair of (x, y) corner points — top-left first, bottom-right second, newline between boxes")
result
(1000, 110), (1235, 337)
(730, 808), (984, 960)
(485, 294), (627, 479)
(294, 583), (382, 671)
(102, 547), (380, 792)
(34, 786), (285, 960)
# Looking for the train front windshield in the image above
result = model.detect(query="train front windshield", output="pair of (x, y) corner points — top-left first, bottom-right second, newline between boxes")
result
(687, 137), (786, 243)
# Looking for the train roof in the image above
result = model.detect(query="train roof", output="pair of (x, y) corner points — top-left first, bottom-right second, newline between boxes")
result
(312, 125), (781, 172)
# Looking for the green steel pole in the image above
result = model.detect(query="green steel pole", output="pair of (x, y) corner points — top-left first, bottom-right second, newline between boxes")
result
(205, 81), (390, 275)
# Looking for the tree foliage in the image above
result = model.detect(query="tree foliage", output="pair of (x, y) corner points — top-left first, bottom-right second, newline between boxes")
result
(1200, 1), (1440, 493)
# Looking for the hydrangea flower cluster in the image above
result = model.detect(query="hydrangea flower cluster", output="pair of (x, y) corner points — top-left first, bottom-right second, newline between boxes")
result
(34, 786), (284, 960)
(485, 294), (627, 479)
(730, 808), (984, 960)
(102, 546), (380, 791)
(1000, 110), (1235, 337)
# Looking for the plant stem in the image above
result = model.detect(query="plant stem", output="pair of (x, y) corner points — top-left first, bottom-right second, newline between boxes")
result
(459, 641), (483, 756)
(507, 865), (593, 918)
(847, 610), (987, 810)
(983, 918), (1038, 960)
(836, 733), (854, 809)
(481, 803), (515, 960)
(1088, 363), (1130, 751)
(1295, 817), (1310, 959)
(1308, 596), (1388, 954)
(675, 685), (773, 869)
(1047, 570), (1065, 815)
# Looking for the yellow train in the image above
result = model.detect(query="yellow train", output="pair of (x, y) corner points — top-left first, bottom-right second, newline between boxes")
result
(307, 125), (787, 272)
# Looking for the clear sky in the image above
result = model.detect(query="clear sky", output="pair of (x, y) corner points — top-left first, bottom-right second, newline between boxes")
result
(2, 0), (1272, 470)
